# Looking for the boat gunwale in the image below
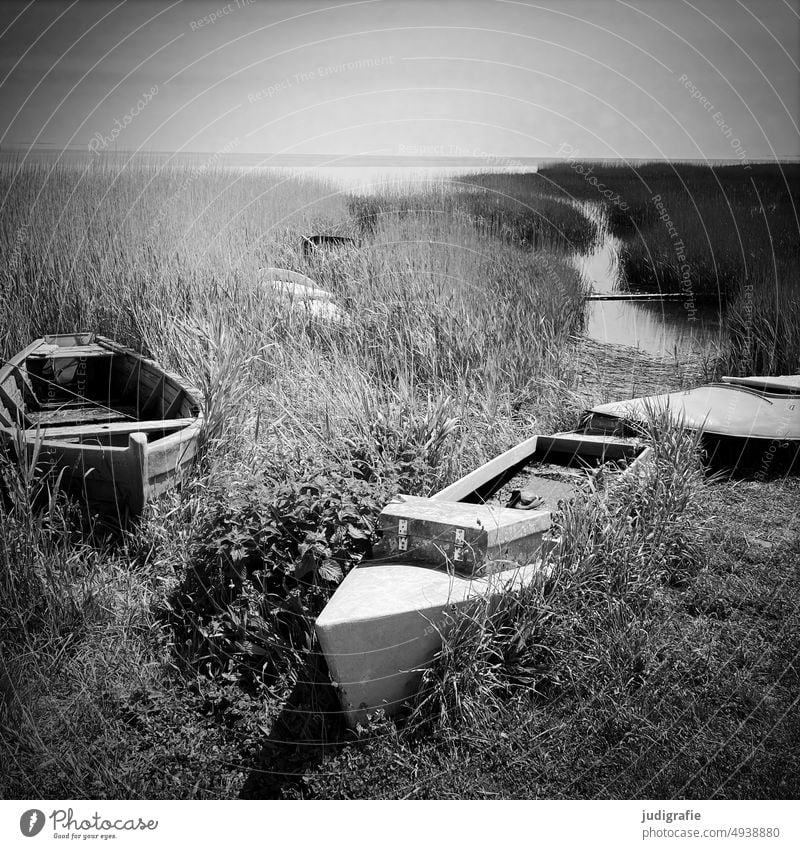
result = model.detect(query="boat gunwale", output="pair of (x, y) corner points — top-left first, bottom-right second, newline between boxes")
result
(1, 333), (204, 439)
(432, 431), (647, 505)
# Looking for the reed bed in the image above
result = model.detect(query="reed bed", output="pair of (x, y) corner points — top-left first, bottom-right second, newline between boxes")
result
(1, 157), (795, 799)
(350, 175), (598, 254)
(532, 161), (800, 375)
(0, 158), (585, 798)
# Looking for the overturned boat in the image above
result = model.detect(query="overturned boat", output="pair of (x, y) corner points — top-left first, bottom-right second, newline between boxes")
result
(0, 333), (203, 517)
(259, 267), (348, 324)
(315, 430), (652, 726)
(586, 375), (800, 474)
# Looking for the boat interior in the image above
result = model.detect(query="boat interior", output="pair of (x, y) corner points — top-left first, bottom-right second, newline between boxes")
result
(0, 334), (199, 446)
(464, 432), (645, 511)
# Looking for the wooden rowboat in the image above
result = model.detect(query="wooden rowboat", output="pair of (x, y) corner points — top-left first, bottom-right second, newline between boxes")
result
(0, 333), (203, 517)
(315, 430), (652, 726)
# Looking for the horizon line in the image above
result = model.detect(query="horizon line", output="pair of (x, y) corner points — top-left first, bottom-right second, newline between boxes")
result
(1, 145), (798, 165)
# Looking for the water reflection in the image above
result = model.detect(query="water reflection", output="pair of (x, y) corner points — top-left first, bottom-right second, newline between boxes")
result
(586, 299), (722, 358)
(573, 201), (724, 357)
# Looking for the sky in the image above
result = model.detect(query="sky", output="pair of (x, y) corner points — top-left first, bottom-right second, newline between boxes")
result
(0, 0), (797, 162)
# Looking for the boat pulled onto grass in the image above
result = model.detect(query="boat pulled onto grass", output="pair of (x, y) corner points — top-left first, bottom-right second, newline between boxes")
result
(317, 373), (800, 726)
(0, 333), (203, 519)
(586, 374), (800, 474)
(316, 428), (653, 727)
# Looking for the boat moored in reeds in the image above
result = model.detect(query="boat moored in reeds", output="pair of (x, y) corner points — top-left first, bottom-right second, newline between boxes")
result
(0, 333), (203, 518)
(585, 375), (800, 474)
(315, 429), (652, 726)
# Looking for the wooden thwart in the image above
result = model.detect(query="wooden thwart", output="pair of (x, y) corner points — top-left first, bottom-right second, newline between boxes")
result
(35, 417), (196, 440)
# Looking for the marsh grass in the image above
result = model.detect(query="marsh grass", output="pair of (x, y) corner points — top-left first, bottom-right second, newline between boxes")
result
(2, 156), (795, 799)
(349, 178), (598, 255)
(0, 158), (587, 797)
(532, 161), (800, 374)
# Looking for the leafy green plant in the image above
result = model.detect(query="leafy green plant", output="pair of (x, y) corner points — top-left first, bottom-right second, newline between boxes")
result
(167, 458), (394, 686)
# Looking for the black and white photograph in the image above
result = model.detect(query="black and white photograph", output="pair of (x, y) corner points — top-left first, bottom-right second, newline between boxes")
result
(0, 0), (798, 829)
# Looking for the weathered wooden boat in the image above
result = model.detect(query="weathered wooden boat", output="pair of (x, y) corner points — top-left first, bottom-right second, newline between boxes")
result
(315, 430), (652, 726)
(585, 375), (800, 473)
(0, 333), (203, 517)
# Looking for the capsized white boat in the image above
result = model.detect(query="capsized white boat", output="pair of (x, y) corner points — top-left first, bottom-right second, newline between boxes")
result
(586, 375), (800, 471)
(258, 267), (348, 324)
(315, 431), (652, 726)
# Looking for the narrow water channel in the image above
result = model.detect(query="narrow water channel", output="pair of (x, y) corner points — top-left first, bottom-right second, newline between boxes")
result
(572, 202), (723, 359)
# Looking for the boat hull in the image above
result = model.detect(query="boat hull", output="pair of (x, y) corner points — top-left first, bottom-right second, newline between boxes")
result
(24, 424), (201, 516)
(0, 333), (203, 517)
(315, 561), (547, 726)
(588, 380), (800, 474)
(316, 432), (650, 725)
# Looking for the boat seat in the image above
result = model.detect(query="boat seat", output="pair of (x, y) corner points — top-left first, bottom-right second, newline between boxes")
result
(29, 346), (114, 360)
(27, 404), (136, 428)
(38, 417), (196, 440)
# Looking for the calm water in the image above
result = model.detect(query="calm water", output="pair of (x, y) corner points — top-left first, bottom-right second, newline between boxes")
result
(572, 201), (723, 358)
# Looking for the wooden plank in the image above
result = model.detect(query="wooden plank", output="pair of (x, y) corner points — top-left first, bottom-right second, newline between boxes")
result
(42, 333), (95, 348)
(29, 408), (129, 427)
(380, 494), (550, 537)
(536, 431), (642, 460)
(28, 346), (113, 359)
(37, 417), (196, 440)
(8, 364), (39, 409)
(121, 360), (142, 397)
(0, 379), (29, 426)
(127, 433), (148, 515)
(374, 494), (551, 572)
(432, 434), (539, 502)
(140, 374), (165, 415)
(146, 430), (199, 476)
(163, 389), (185, 419)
